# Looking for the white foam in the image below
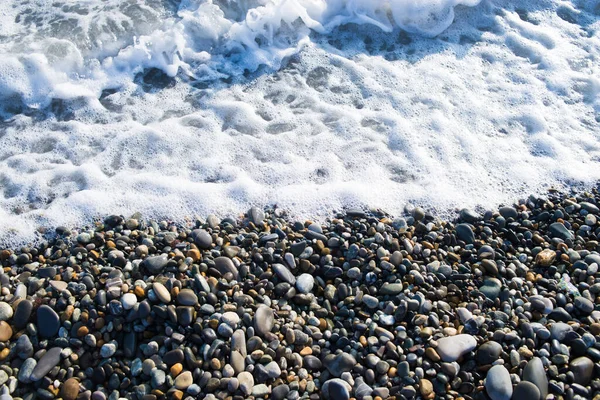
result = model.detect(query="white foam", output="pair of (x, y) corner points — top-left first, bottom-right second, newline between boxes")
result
(0, 0), (600, 245)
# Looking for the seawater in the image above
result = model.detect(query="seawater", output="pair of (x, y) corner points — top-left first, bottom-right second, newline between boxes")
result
(0, 0), (599, 245)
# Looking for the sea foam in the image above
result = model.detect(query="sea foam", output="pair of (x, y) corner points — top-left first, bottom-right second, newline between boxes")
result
(0, 0), (599, 245)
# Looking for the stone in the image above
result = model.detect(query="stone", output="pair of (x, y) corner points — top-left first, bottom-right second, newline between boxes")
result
(549, 222), (573, 240)
(60, 378), (80, 400)
(0, 321), (12, 341)
(30, 347), (62, 382)
(0, 303), (12, 321)
(100, 342), (117, 358)
(14, 300), (33, 329)
(18, 358), (36, 383)
(362, 294), (379, 309)
(456, 224), (475, 244)
(570, 357), (593, 385)
(248, 207), (265, 224)
(322, 379), (351, 400)
(522, 357), (548, 399)
(49, 280), (68, 292)
(37, 305), (60, 338)
(485, 365), (512, 400)
(574, 297), (594, 314)
(436, 334), (477, 362)
(152, 282), (171, 303)
(273, 263), (295, 285)
(535, 249), (556, 266)
(477, 341), (502, 365)
(379, 283), (404, 295)
(296, 274), (314, 294)
(121, 293), (137, 310)
(143, 254), (168, 274)
(177, 289), (198, 306)
(238, 371), (254, 396)
(192, 229), (212, 249)
(214, 257), (239, 280)
(254, 305), (274, 337)
(323, 353), (357, 377)
(174, 371), (192, 390)
(512, 381), (540, 400)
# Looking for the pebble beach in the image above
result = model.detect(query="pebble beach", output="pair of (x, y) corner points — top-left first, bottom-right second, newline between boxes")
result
(0, 188), (597, 400)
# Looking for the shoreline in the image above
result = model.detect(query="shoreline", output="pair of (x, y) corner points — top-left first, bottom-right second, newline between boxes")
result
(0, 188), (598, 399)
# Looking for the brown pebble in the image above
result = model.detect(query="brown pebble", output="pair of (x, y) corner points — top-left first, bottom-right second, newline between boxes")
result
(0, 321), (12, 341)
(425, 347), (441, 362)
(187, 249), (201, 262)
(77, 326), (89, 337)
(60, 378), (80, 400)
(171, 363), (183, 377)
(0, 348), (9, 361)
(420, 379), (434, 399)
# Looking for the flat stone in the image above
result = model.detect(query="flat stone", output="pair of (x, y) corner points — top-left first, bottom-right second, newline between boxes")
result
(254, 305), (274, 337)
(296, 274), (314, 294)
(570, 357), (593, 385)
(512, 381), (540, 400)
(143, 254), (169, 274)
(37, 305), (60, 338)
(522, 357), (548, 399)
(436, 334), (477, 362)
(535, 249), (556, 267)
(174, 371), (192, 390)
(30, 347), (62, 381)
(238, 371), (254, 396)
(574, 297), (594, 314)
(362, 294), (379, 309)
(177, 289), (198, 306)
(248, 207), (265, 224)
(480, 278), (502, 300)
(550, 322), (572, 341)
(163, 349), (184, 365)
(214, 257), (239, 280)
(323, 353), (356, 377)
(152, 282), (171, 303)
(49, 280), (68, 292)
(549, 222), (573, 240)
(18, 358), (36, 383)
(192, 229), (212, 249)
(499, 206), (518, 219)
(477, 341), (503, 365)
(379, 283), (404, 295)
(222, 311), (240, 328)
(273, 263), (295, 285)
(485, 365), (512, 400)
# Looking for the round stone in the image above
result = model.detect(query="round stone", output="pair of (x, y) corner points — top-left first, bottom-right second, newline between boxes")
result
(174, 371), (192, 390)
(0, 321), (12, 341)
(37, 305), (60, 338)
(0, 302), (13, 321)
(192, 229), (212, 249)
(296, 274), (314, 294)
(121, 293), (137, 310)
(14, 300), (33, 329)
(222, 312), (241, 327)
(214, 257), (239, 280)
(570, 357), (593, 385)
(143, 254), (169, 274)
(61, 378), (80, 400)
(477, 341), (503, 365)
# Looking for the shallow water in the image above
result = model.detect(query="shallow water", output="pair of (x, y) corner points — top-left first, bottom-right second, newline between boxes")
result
(0, 0), (599, 245)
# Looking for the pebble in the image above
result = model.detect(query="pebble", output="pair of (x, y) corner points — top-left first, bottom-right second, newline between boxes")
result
(174, 371), (192, 390)
(36, 305), (60, 338)
(295, 274), (314, 293)
(30, 347), (62, 382)
(485, 365), (513, 400)
(254, 305), (274, 337)
(0, 303), (12, 321)
(436, 334), (477, 362)
(152, 282), (171, 303)
(121, 293), (137, 310)
(570, 357), (594, 385)
(512, 381), (541, 400)
(522, 357), (548, 399)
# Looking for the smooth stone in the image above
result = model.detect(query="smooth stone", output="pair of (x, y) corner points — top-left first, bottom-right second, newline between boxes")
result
(14, 300), (32, 329)
(549, 222), (573, 240)
(152, 282), (171, 303)
(121, 293), (137, 310)
(480, 278), (502, 300)
(460, 208), (481, 223)
(174, 371), (193, 389)
(143, 254), (168, 274)
(177, 289), (198, 306)
(18, 358), (36, 383)
(100, 342), (117, 358)
(574, 297), (594, 314)
(456, 224), (475, 244)
(248, 207), (265, 224)
(550, 322), (572, 341)
(163, 349), (184, 365)
(222, 312), (241, 328)
(522, 357), (548, 399)
(570, 357), (593, 385)
(151, 369), (166, 388)
(512, 381), (541, 400)
(271, 384), (290, 400)
(254, 305), (274, 337)
(192, 229), (212, 249)
(214, 257), (239, 280)
(499, 206), (518, 219)
(362, 294), (379, 309)
(379, 283), (404, 295)
(0, 321), (12, 341)
(322, 379), (351, 400)
(30, 347), (62, 381)
(49, 280), (68, 292)
(477, 341), (503, 365)
(485, 365), (512, 400)
(0, 303), (13, 321)
(436, 334), (477, 362)
(295, 274), (314, 294)
(238, 371), (254, 396)
(60, 378), (80, 400)
(37, 305), (60, 338)
(273, 264), (295, 285)
(323, 353), (357, 377)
